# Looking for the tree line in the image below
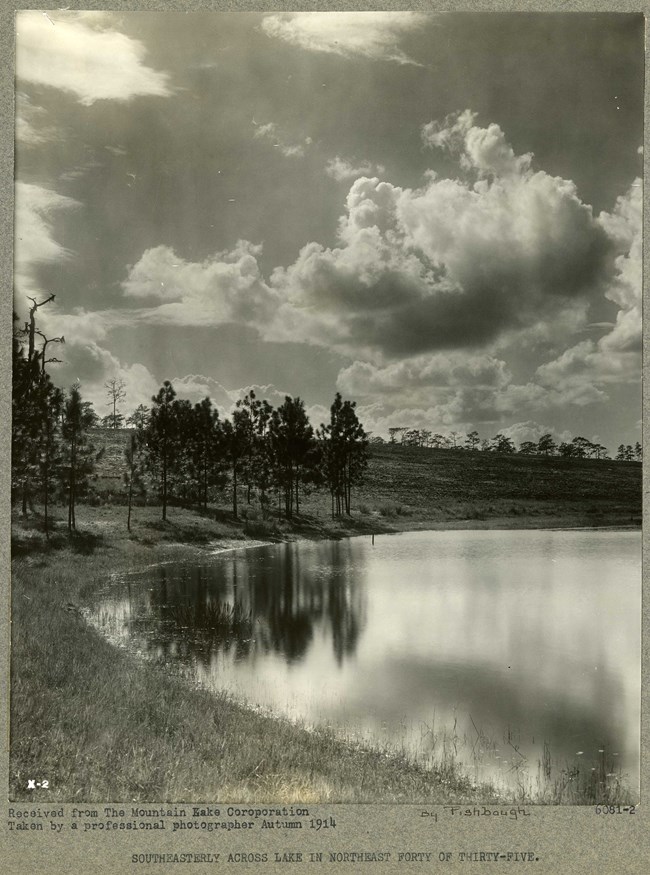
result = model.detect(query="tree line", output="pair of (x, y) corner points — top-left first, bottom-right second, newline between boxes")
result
(11, 300), (369, 535)
(127, 381), (368, 527)
(384, 428), (641, 462)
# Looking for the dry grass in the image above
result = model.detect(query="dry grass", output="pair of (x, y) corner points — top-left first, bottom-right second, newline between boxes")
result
(10, 441), (640, 804)
(10, 521), (504, 804)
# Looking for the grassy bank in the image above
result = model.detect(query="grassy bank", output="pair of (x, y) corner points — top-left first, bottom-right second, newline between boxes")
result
(11, 516), (506, 804)
(10, 444), (641, 804)
(91, 435), (642, 533)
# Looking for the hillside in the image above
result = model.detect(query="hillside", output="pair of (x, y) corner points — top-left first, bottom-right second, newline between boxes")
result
(89, 428), (641, 531)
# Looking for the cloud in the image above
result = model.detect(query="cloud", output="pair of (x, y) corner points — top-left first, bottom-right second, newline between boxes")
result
(157, 377), (293, 417)
(533, 179), (642, 399)
(270, 134), (610, 357)
(253, 121), (311, 158)
(47, 334), (161, 418)
(169, 375), (237, 412)
(261, 12), (428, 66)
(115, 113), (625, 367)
(498, 421), (572, 448)
(121, 240), (280, 327)
(107, 113), (637, 440)
(337, 353), (511, 398)
(15, 92), (57, 146)
(422, 109), (533, 177)
(16, 10), (171, 105)
(14, 182), (80, 303)
(325, 156), (386, 181)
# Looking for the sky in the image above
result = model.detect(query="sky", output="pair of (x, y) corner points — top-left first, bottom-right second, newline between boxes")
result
(14, 10), (643, 451)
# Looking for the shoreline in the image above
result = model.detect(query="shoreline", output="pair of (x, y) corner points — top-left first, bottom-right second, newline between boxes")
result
(10, 505), (639, 804)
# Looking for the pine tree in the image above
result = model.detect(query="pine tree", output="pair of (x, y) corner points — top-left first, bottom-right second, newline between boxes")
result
(104, 377), (126, 429)
(186, 397), (225, 511)
(143, 381), (180, 521)
(269, 397), (317, 519)
(39, 383), (64, 537)
(318, 393), (368, 517)
(124, 430), (146, 532)
(61, 384), (100, 533)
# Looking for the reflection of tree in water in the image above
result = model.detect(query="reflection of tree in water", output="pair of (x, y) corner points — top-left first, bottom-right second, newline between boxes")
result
(121, 541), (366, 669)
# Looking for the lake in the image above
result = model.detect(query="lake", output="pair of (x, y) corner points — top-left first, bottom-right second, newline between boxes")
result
(91, 528), (640, 798)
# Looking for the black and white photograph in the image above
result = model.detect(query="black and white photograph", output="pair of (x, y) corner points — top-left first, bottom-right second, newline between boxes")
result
(8, 5), (642, 823)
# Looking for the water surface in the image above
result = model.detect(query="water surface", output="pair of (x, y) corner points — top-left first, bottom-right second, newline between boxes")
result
(92, 528), (640, 796)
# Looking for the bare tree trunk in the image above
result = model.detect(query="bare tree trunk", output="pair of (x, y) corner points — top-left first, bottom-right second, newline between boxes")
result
(127, 463), (134, 532)
(68, 435), (76, 532)
(162, 454), (167, 521)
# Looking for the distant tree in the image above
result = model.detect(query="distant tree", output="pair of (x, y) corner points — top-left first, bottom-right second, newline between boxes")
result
(101, 413), (124, 429)
(61, 384), (101, 533)
(480, 438), (491, 452)
(126, 404), (150, 430)
(593, 444), (609, 460)
(537, 433), (557, 456)
(519, 440), (538, 455)
(616, 444), (635, 461)
(491, 433), (515, 454)
(388, 427), (406, 445)
(402, 429), (420, 447)
(369, 435), (386, 445)
(104, 377), (126, 429)
(124, 430), (146, 532)
(449, 430), (460, 448)
(465, 430), (480, 451)
(558, 441), (574, 458)
(570, 436), (594, 459)
(634, 441), (642, 462)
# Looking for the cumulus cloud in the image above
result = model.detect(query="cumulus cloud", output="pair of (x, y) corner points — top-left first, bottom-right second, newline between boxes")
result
(121, 240), (280, 327)
(499, 421), (572, 448)
(253, 121), (311, 158)
(422, 109), (533, 177)
(337, 353), (511, 398)
(160, 378), (293, 417)
(534, 179), (642, 398)
(261, 12), (428, 67)
(170, 375), (237, 412)
(325, 156), (385, 181)
(115, 113), (629, 366)
(48, 334), (161, 417)
(108, 112), (638, 440)
(16, 10), (171, 105)
(270, 140), (610, 356)
(14, 182), (80, 302)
